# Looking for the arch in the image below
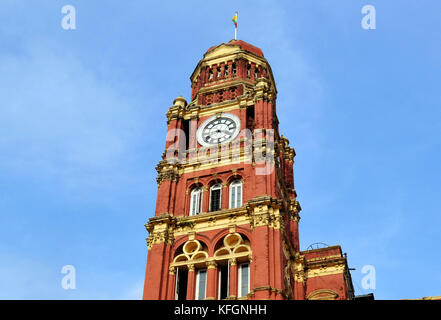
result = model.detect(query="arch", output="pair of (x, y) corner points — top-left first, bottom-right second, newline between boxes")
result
(210, 227), (252, 256)
(171, 236), (190, 258)
(173, 242), (185, 258)
(214, 248), (230, 257)
(207, 178), (223, 188)
(187, 181), (204, 193)
(225, 173), (243, 184)
(212, 232), (251, 263)
(172, 239), (210, 264)
(307, 289), (339, 300)
(194, 234), (211, 249)
(174, 254), (189, 263)
(192, 251), (208, 261)
(233, 245), (249, 254)
(172, 235), (211, 259)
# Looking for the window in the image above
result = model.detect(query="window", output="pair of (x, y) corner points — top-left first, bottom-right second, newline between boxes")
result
(247, 64), (251, 78)
(210, 183), (222, 212)
(217, 67), (221, 78)
(232, 63), (236, 76)
(195, 269), (207, 300)
(208, 69), (213, 80)
(229, 180), (242, 209)
(218, 263), (229, 299)
(183, 119), (190, 150)
(246, 106), (255, 131)
(224, 66), (229, 77)
(190, 187), (203, 216)
(238, 263), (250, 298)
(175, 267), (188, 300)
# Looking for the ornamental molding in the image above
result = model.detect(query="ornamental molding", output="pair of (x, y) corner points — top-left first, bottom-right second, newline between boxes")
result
(170, 234), (252, 269)
(145, 196), (293, 249)
(155, 161), (182, 185)
(246, 196), (284, 230)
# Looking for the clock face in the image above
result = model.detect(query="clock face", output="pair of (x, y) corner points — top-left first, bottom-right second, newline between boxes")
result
(197, 113), (241, 146)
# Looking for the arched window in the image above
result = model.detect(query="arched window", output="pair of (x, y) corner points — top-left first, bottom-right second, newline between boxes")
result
(209, 183), (222, 212)
(212, 233), (252, 299)
(208, 69), (213, 80)
(229, 180), (242, 209)
(217, 67), (221, 78)
(189, 187), (203, 216)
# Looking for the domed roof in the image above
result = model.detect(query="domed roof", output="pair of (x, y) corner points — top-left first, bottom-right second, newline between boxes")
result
(205, 39), (264, 58)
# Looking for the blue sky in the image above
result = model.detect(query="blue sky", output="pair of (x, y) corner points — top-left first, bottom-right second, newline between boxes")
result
(0, 0), (440, 299)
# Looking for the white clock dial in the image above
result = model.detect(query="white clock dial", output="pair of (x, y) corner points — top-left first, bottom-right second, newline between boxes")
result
(196, 113), (240, 146)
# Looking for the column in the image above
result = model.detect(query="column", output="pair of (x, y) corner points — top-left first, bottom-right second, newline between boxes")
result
(222, 182), (229, 209)
(228, 258), (238, 299)
(167, 266), (176, 300)
(206, 261), (218, 300)
(186, 264), (196, 300)
(220, 62), (226, 79)
(143, 242), (167, 299)
(227, 61), (233, 79)
(202, 186), (209, 213)
(251, 225), (271, 299)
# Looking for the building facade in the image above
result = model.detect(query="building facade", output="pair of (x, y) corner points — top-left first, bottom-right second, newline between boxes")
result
(142, 40), (355, 300)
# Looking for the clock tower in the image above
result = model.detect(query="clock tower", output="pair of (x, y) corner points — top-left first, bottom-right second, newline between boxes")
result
(143, 39), (355, 300)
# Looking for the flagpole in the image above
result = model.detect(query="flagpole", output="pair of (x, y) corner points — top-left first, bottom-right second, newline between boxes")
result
(234, 11), (238, 40)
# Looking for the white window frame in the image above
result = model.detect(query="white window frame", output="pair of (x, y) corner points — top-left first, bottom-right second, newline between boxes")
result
(229, 180), (242, 209)
(209, 183), (222, 212)
(174, 267), (179, 300)
(189, 187), (203, 216)
(238, 262), (250, 298)
(195, 269), (207, 300)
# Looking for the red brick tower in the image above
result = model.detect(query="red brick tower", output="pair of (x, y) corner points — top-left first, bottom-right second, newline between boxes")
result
(143, 40), (354, 300)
